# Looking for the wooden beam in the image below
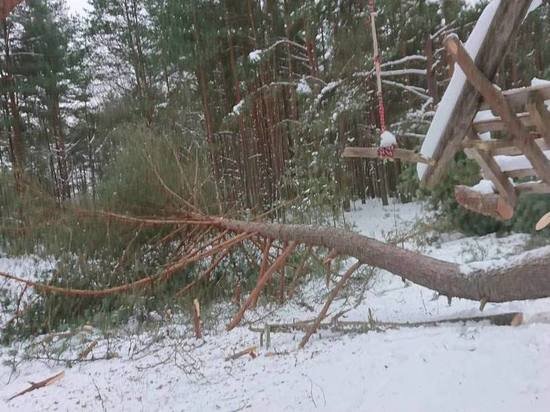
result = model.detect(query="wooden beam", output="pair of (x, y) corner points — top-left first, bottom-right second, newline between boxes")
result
(480, 83), (550, 112)
(504, 168), (538, 179)
(422, 0), (533, 188)
(473, 112), (534, 133)
(445, 35), (550, 185)
(527, 91), (550, 146)
(463, 137), (548, 156)
(463, 132), (517, 209)
(516, 181), (550, 195)
(342, 147), (434, 165)
(454, 185), (514, 221)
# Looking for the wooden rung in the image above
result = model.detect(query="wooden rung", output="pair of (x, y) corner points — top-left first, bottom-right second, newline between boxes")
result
(455, 185), (514, 221)
(527, 90), (550, 146)
(516, 181), (550, 194)
(342, 147), (434, 165)
(464, 137), (549, 156)
(473, 112), (534, 133)
(480, 83), (550, 113)
(463, 135), (517, 208)
(504, 168), (537, 179)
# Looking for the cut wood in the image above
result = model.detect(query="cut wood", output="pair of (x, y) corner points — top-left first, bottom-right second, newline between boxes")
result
(8, 371), (65, 401)
(454, 185), (514, 220)
(224, 346), (257, 361)
(536, 212), (550, 231)
(250, 312), (523, 337)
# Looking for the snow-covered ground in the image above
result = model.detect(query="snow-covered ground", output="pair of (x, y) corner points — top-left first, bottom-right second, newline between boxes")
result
(1, 199), (549, 411)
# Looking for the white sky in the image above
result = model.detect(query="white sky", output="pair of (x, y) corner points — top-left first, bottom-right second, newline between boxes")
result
(66, 0), (89, 15)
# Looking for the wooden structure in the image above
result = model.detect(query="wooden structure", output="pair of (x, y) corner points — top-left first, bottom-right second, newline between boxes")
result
(344, 0), (550, 220)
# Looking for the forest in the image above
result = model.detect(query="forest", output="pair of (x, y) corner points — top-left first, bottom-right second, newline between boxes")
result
(0, 1), (549, 411)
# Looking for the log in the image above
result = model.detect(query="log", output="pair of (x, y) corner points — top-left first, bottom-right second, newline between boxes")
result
(456, 185), (513, 219)
(454, 185), (514, 221)
(215, 217), (550, 303)
(224, 346), (257, 361)
(250, 312), (524, 335)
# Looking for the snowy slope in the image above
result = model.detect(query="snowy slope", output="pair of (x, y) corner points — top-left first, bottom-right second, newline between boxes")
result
(1, 200), (549, 412)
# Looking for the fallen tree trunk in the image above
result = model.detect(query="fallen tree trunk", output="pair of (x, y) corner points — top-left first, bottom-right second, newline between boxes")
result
(4, 210), (550, 304)
(214, 217), (550, 303)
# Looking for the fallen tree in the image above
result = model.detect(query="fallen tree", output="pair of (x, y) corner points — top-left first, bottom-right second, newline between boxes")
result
(4, 210), (550, 304)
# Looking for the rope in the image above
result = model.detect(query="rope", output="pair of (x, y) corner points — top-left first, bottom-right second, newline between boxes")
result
(368, 0), (387, 134)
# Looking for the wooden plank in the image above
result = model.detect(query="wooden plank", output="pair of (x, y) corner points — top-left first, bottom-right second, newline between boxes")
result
(342, 147), (434, 165)
(454, 185), (514, 220)
(473, 112), (534, 133)
(445, 35), (550, 185)
(516, 182), (550, 195)
(504, 168), (537, 179)
(464, 132), (517, 208)
(527, 91), (550, 146)
(464, 137), (548, 156)
(480, 83), (550, 112)
(422, 0), (533, 188)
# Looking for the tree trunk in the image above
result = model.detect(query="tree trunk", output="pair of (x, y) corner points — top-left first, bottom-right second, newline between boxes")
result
(213, 217), (550, 303)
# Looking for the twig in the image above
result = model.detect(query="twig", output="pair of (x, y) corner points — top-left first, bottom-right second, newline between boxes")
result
(78, 341), (98, 360)
(224, 346), (257, 361)
(8, 371), (65, 401)
(300, 261), (362, 348)
(227, 242), (297, 331)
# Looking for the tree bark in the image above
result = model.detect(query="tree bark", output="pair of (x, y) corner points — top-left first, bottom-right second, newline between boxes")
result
(213, 217), (550, 303)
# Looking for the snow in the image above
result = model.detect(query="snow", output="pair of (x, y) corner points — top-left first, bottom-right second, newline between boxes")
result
(474, 109), (497, 122)
(479, 131), (491, 141)
(248, 50), (263, 63)
(379, 130), (397, 148)
(417, 0), (502, 181)
(1, 200), (550, 411)
(495, 150), (550, 172)
(232, 100), (244, 116)
(471, 179), (495, 194)
(528, 0), (543, 14)
(531, 77), (550, 87)
(296, 78), (312, 95)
